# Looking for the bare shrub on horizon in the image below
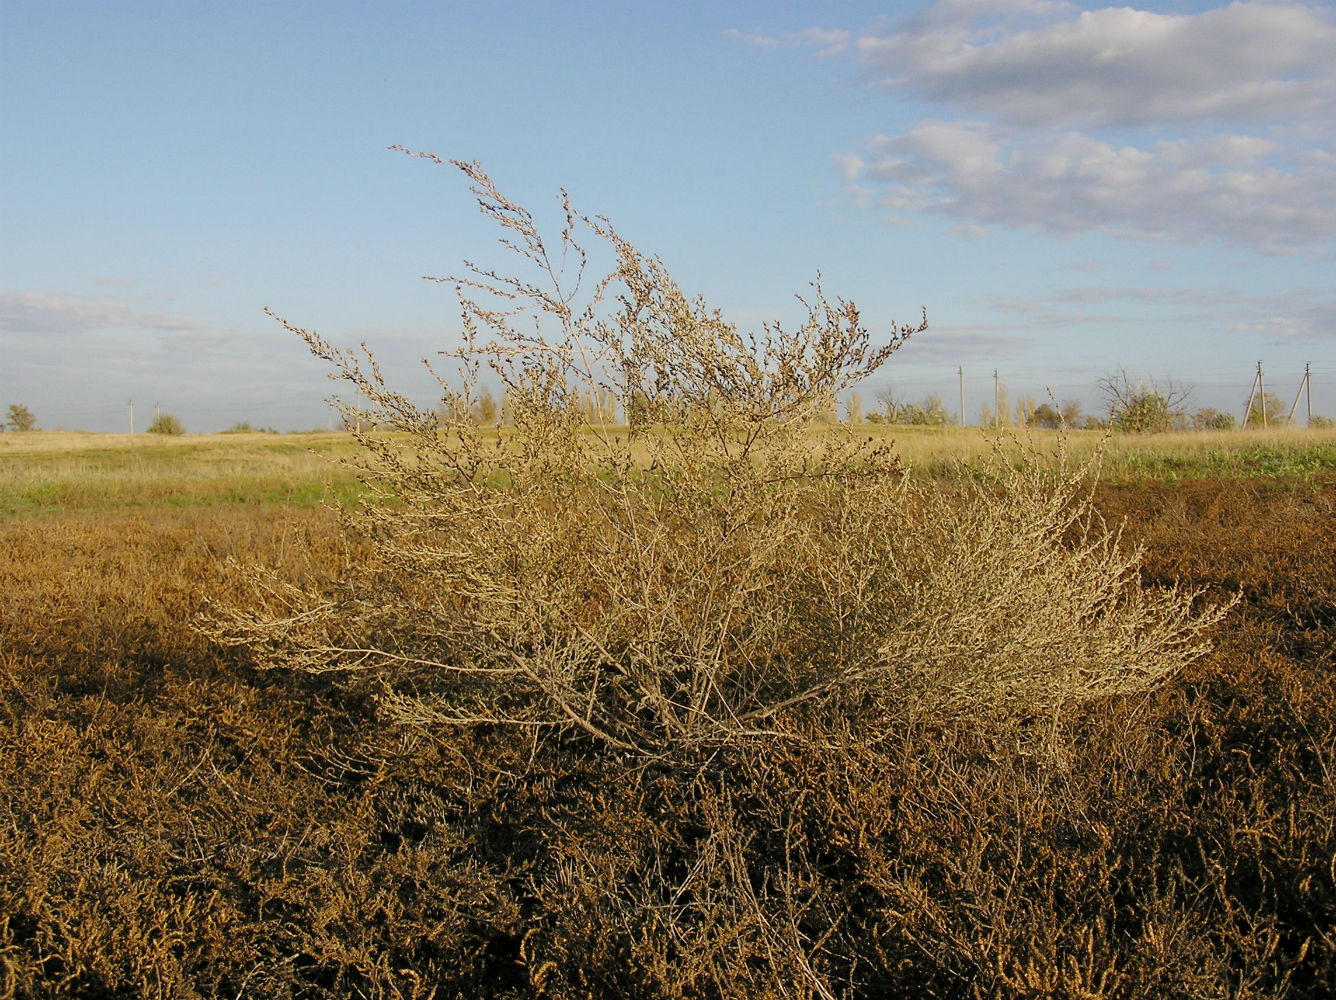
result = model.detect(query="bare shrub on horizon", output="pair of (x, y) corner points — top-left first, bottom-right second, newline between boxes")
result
(1100, 369), (1193, 434)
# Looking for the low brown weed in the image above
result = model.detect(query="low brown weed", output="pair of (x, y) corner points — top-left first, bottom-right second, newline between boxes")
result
(1, 479), (1333, 997)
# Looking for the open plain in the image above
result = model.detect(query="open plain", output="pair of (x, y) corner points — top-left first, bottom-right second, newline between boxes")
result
(2, 428), (1334, 998)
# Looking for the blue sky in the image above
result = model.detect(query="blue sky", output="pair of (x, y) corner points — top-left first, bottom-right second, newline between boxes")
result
(3, 0), (1333, 432)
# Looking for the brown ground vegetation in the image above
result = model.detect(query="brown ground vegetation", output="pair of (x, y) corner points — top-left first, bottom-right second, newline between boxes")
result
(1, 476), (1333, 998)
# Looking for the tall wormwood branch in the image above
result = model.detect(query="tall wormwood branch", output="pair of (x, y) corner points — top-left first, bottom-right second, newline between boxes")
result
(194, 154), (1239, 997)
(207, 156), (1231, 748)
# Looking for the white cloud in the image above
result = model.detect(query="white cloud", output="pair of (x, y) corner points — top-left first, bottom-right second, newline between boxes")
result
(833, 152), (864, 180)
(0, 290), (346, 432)
(0, 290), (208, 335)
(723, 26), (851, 56)
(795, 27), (852, 56)
(858, 1), (1336, 128)
(1227, 294), (1336, 340)
(722, 27), (786, 50)
(1051, 286), (1230, 307)
(796, 2), (1336, 251)
(971, 290), (1130, 327)
(832, 5), (1336, 251)
(983, 284), (1336, 342)
(889, 326), (1032, 363)
(857, 125), (1336, 250)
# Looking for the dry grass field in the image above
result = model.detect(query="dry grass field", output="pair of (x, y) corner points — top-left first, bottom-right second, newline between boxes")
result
(1, 427), (1333, 998)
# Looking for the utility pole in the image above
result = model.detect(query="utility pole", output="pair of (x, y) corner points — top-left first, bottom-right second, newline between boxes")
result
(958, 367), (965, 427)
(155, 401), (160, 424)
(993, 370), (1000, 429)
(1259, 361), (1268, 428)
(1286, 363), (1311, 428)
(1243, 362), (1263, 429)
(128, 400), (134, 435)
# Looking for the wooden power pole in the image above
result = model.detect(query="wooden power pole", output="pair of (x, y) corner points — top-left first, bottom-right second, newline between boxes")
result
(1286, 363), (1312, 428)
(1243, 362), (1264, 428)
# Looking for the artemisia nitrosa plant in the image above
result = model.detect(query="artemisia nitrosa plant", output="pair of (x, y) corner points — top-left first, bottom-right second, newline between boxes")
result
(206, 152), (1230, 754)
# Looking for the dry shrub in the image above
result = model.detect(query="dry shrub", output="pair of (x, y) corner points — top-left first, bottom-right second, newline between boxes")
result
(205, 156), (1227, 743)
(193, 158), (1240, 996)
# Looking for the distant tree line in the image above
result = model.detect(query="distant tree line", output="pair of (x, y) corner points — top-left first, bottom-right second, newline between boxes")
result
(431, 386), (622, 429)
(851, 369), (1333, 432)
(412, 378), (1333, 434)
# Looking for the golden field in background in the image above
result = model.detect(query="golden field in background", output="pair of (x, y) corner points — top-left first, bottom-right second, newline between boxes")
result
(4, 423), (1335, 518)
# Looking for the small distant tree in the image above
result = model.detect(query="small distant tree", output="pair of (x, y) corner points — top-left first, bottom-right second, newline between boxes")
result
(435, 397), (467, 426)
(499, 387), (518, 427)
(1243, 392), (1287, 428)
(1099, 370), (1191, 434)
(874, 386), (902, 422)
(596, 387), (618, 424)
(625, 389), (650, 431)
(147, 413), (184, 435)
(471, 386), (499, 425)
(979, 382), (1012, 429)
(576, 389), (596, 424)
(1028, 402), (1062, 429)
(844, 391), (863, 424)
(1192, 408), (1237, 431)
(898, 392), (948, 426)
(1022, 398), (1083, 430)
(5, 403), (36, 432)
(876, 386), (948, 425)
